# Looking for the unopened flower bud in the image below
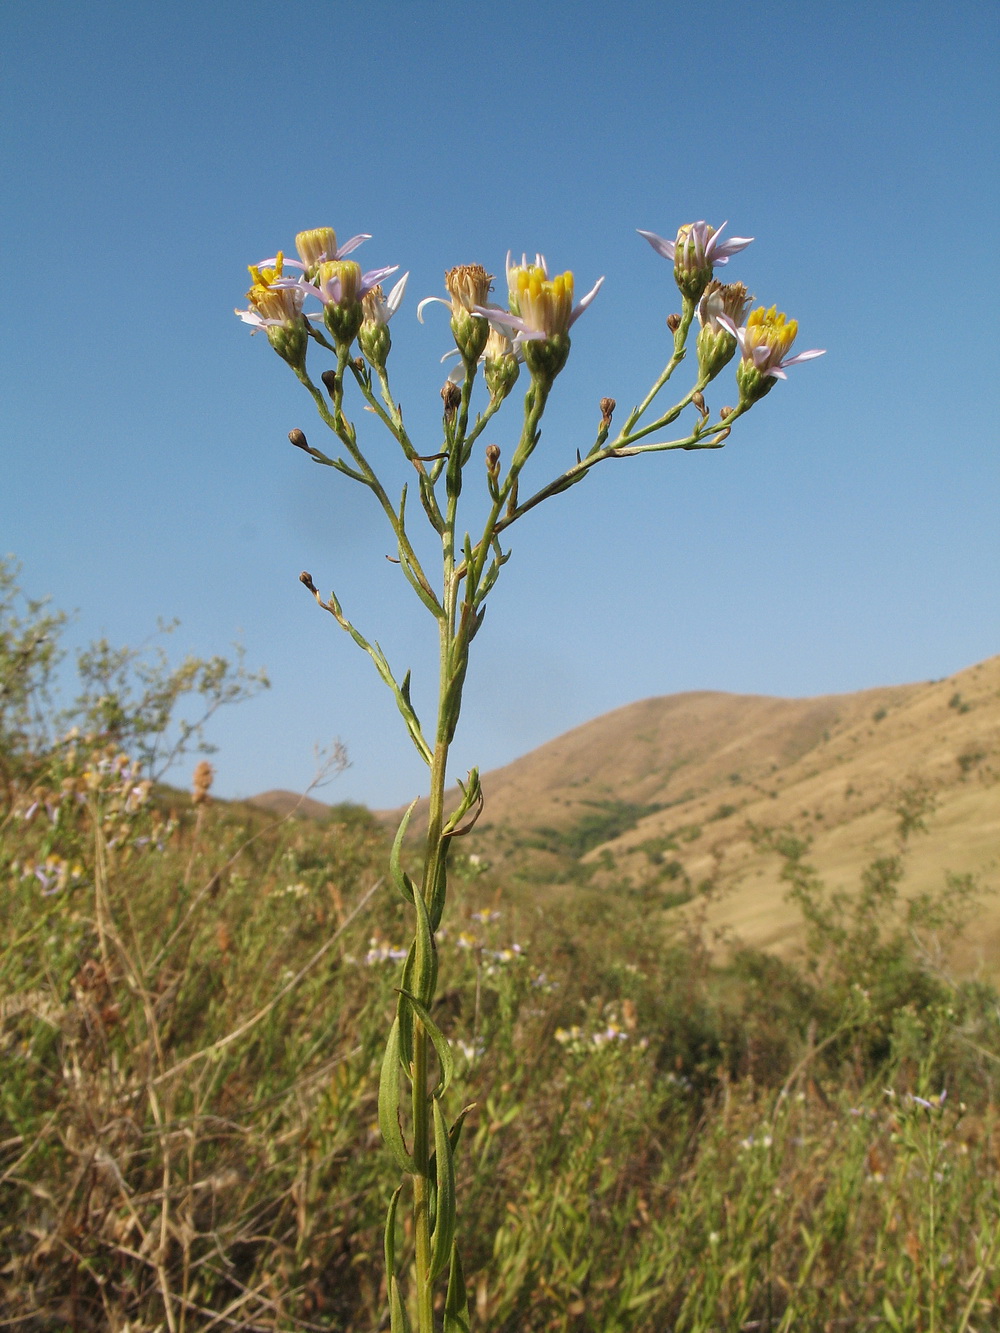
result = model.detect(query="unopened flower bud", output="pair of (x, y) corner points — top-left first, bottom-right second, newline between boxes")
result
(666, 313), (682, 333)
(321, 369), (338, 399)
(720, 405), (734, 419)
(485, 443), (501, 477)
(441, 380), (461, 419)
(600, 397), (616, 427)
(289, 428), (310, 452)
(692, 391), (708, 418)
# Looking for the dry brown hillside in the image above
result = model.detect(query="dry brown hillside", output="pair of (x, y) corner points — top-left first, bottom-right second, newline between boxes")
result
(439, 655), (1000, 976)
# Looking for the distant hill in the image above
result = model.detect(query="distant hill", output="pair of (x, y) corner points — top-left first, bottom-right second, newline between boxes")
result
(392, 655), (1000, 976)
(247, 789), (333, 820)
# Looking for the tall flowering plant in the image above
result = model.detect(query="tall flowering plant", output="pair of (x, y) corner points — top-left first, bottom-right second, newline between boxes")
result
(236, 219), (823, 1331)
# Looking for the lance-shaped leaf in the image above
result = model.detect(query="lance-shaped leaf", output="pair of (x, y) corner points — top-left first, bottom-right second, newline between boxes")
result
(428, 1103), (475, 1205)
(444, 1240), (471, 1333)
(389, 1275), (412, 1333)
(398, 942), (416, 1068)
(397, 988), (454, 1097)
(384, 1183), (404, 1278)
(411, 876), (437, 1006)
(442, 769), (483, 838)
(378, 1018), (415, 1173)
(390, 799), (419, 903)
(429, 1097), (457, 1280)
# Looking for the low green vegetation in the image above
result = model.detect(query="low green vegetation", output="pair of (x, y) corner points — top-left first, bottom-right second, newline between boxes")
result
(523, 799), (666, 861)
(3, 567), (999, 1330)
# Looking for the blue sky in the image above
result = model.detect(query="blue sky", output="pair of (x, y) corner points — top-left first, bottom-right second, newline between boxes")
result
(4, 0), (998, 808)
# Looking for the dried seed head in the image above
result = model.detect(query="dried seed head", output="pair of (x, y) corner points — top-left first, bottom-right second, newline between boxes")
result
(444, 264), (494, 313)
(192, 760), (214, 806)
(666, 313), (682, 333)
(600, 397), (616, 427)
(441, 381), (462, 417)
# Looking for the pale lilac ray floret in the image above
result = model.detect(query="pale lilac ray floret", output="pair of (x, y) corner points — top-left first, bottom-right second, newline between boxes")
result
(364, 272), (410, 325)
(637, 221), (753, 270)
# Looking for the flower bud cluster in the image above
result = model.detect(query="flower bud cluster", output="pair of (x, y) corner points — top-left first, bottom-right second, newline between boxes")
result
(638, 219), (825, 401)
(236, 226), (402, 363)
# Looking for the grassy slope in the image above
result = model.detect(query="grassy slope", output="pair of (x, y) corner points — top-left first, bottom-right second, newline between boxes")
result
(434, 654), (1000, 974)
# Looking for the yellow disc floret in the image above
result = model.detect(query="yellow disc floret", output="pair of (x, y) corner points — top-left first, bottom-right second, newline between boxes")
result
(317, 260), (362, 305)
(743, 306), (799, 370)
(512, 266), (575, 337)
(245, 253), (303, 325)
(295, 228), (338, 269)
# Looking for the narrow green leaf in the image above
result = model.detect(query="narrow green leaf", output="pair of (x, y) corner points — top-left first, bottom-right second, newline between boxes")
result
(398, 988), (454, 1096)
(428, 1104), (474, 1192)
(429, 853), (448, 931)
(882, 1296), (902, 1332)
(389, 1275), (412, 1333)
(390, 799), (418, 903)
(397, 942), (416, 1068)
(411, 878), (437, 1005)
(429, 1097), (457, 1281)
(378, 1018), (415, 1173)
(384, 1184), (403, 1278)
(443, 1240), (471, 1333)
(448, 1102), (475, 1154)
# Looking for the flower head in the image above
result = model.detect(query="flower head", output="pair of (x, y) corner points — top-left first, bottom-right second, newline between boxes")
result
(445, 264), (494, 315)
(361, 272), (409, 327)
(282, 258), (400, 349)
(698, 279), (752, 334)
(235, 252), (309, 368)
(474, 253), (604, 384)
(417, 264), (496, 362)
(358, 272), (409, 369)
(696, 279), (752, 381)
(638, 221), (753, 301)
(720, 304), (826, 403)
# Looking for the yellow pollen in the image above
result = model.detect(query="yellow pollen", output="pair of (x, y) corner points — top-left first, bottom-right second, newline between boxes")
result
(247, 252), (284, 289)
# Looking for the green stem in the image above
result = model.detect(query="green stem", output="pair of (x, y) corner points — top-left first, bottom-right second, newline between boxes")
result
(620, 296), (695, 434)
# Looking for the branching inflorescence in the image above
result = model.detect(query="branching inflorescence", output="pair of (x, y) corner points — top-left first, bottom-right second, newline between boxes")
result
(236, 218), (824, 1332)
